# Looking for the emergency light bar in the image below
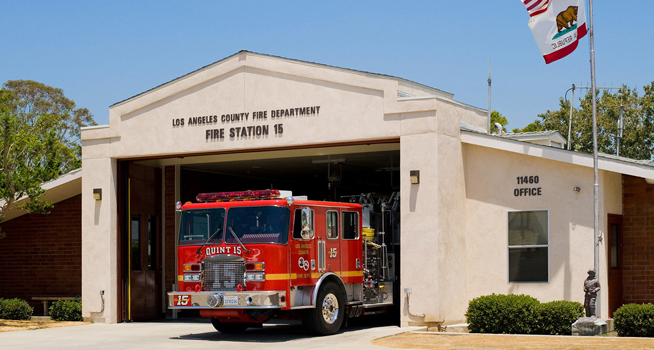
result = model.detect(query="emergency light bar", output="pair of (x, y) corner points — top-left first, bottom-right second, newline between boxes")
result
(196, 189), (281, 202)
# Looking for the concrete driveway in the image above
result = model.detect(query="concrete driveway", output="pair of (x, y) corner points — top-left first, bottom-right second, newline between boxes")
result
(0, 318), (410, 350)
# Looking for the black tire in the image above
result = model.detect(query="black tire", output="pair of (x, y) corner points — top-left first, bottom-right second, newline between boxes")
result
(210, 318), (249, 333)
(302, 281), (345, 336)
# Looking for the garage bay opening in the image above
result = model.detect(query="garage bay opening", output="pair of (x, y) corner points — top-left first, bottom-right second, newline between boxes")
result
(118, 145), (401, 331)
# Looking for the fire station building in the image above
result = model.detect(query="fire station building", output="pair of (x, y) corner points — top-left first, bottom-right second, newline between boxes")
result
(4, 51), (654, 327)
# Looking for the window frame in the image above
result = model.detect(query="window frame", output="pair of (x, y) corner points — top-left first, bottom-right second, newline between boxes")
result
(326, 210), (339, 240)
(224, 205), (291, 245)
(147, 215), (157, 271)
(341, 211), (360, 240)
(609, 222), (620, 269)
(293, 207), (315, 241)
(507, 209), (550, 284)
(178, 208), (226, 246)
(131, 214), (141, 271)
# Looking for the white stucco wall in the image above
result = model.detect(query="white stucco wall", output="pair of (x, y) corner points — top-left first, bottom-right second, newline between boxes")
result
(80, 51), (641, 326)
(80, 50), (649, 328)
(461, 144), (622, 319)
(81, 154), (118, 323)
(83, 53), (486, 160)
(80, 51), (487, 323)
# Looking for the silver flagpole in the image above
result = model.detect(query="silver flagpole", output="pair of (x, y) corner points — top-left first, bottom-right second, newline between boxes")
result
(588, 0), (600, 318)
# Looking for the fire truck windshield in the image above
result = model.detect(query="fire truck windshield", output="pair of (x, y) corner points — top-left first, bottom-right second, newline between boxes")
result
(225, 206), (290, 245)
(179, 208), (225, 246)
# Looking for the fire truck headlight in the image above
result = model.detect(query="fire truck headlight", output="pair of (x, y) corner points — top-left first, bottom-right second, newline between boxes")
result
(207, 293), (223, 308)
(245, 272), (265, 282)
(183, 273), (201, 282)
(245, 296), (253, 306)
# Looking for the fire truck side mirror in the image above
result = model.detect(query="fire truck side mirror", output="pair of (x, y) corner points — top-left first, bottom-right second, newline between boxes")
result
(300, 208), (314, 240)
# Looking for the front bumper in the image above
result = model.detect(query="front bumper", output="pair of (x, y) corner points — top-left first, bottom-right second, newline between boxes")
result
(168, 290), (286, 309)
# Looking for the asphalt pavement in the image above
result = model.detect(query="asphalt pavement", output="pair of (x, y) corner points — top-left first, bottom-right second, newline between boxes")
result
(0, 318), (412, 350)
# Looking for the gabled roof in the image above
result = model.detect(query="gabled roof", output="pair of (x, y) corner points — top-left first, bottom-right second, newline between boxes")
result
(110, 50), (455, 108)
(460, 129), (654, 180)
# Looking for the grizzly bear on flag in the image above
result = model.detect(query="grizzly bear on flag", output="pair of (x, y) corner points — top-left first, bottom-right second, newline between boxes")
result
(522, 0), (587, 63)
(556, 6), (578, 33)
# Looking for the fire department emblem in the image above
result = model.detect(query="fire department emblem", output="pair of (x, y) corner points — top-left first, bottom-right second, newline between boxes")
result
(298, 257), (310, 271)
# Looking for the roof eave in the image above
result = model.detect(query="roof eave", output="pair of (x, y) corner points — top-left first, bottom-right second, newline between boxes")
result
(110, 50), (459, 110)
(0, 169), (82, 223)
(461, 130), (654, 180)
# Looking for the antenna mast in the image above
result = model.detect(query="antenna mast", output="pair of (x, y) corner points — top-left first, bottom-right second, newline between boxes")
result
(487, 57), (492, 134)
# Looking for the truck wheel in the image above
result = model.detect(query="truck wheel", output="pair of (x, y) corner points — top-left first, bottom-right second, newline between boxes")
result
(210, 318), (249, 333)
(302, 281), (345, 335)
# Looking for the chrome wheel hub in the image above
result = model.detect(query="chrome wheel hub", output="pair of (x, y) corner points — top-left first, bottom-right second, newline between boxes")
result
(322, 293), (339, 324)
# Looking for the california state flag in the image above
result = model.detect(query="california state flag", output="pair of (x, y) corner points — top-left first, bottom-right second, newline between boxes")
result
(522, 0), (587, 64)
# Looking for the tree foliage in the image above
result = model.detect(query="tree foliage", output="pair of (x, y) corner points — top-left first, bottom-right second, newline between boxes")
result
(0, 80), (95, 236)
(513, 82), (654, 159)
(490, 111), (509, 134)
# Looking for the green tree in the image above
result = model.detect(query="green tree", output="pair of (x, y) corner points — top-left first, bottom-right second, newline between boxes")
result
(513, 82), (654, 160)
(0, 81), (96, 237)
(512, 120), (544, 133)
(3, 80), (95, 171)
(575, 84), (654, 159)
(490, 111), (509, 134)
(513, 98), (570, 135)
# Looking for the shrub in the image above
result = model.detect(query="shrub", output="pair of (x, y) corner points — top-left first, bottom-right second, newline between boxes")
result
(0, 298), (33, 320)
(50, 300), (83, 321)
(465, 294), (540, 334)
(536, 300), (584, 335)
(614, 303), (654, 337)
(466, 295), (584, 335)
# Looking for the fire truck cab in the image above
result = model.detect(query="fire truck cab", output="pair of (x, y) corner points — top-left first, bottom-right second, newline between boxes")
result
(167, 189), (395, 335)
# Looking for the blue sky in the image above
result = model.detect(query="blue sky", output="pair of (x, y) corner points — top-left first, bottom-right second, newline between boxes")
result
(1, 1), (652, 130)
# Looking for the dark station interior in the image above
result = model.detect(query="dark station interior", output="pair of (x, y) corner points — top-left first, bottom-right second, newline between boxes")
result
(177, 149), (402, 323)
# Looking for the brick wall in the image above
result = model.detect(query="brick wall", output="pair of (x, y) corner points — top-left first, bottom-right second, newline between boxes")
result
(164, 166), (176, 315)
(0, 195), (81, 315)
(622, 175), (654, 304)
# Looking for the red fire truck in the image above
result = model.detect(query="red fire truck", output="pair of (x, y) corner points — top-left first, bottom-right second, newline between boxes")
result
(167, 189), (395, 335)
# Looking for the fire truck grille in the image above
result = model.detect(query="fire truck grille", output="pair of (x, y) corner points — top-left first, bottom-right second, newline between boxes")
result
(203, 260), (245, 292)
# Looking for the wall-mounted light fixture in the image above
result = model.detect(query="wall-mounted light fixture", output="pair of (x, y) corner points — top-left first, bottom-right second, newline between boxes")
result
(93, 188), (102, 200)
(410, 170), (420, 184)
(574, 186), (581, 193)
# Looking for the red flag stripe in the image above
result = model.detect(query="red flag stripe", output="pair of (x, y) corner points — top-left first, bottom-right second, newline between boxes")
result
(522, 0), (550, 16)
(529, 2), (550, 17)
(543, 23), (588, 64)
(526, 0), (545, 11)
(524, 0), (550, 17)
(522, 0), (542, 9)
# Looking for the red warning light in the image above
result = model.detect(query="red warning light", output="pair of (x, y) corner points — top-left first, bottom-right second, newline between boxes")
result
(196, 189), (280, 202)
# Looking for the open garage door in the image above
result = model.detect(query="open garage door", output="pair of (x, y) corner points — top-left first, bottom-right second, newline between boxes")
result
(176, 146), (402, 322)
(124, 142), (402, 323)
(178, 150), (400, 203)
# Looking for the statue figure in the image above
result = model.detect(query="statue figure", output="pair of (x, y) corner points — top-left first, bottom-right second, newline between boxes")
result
(584, 269), (600, 317)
